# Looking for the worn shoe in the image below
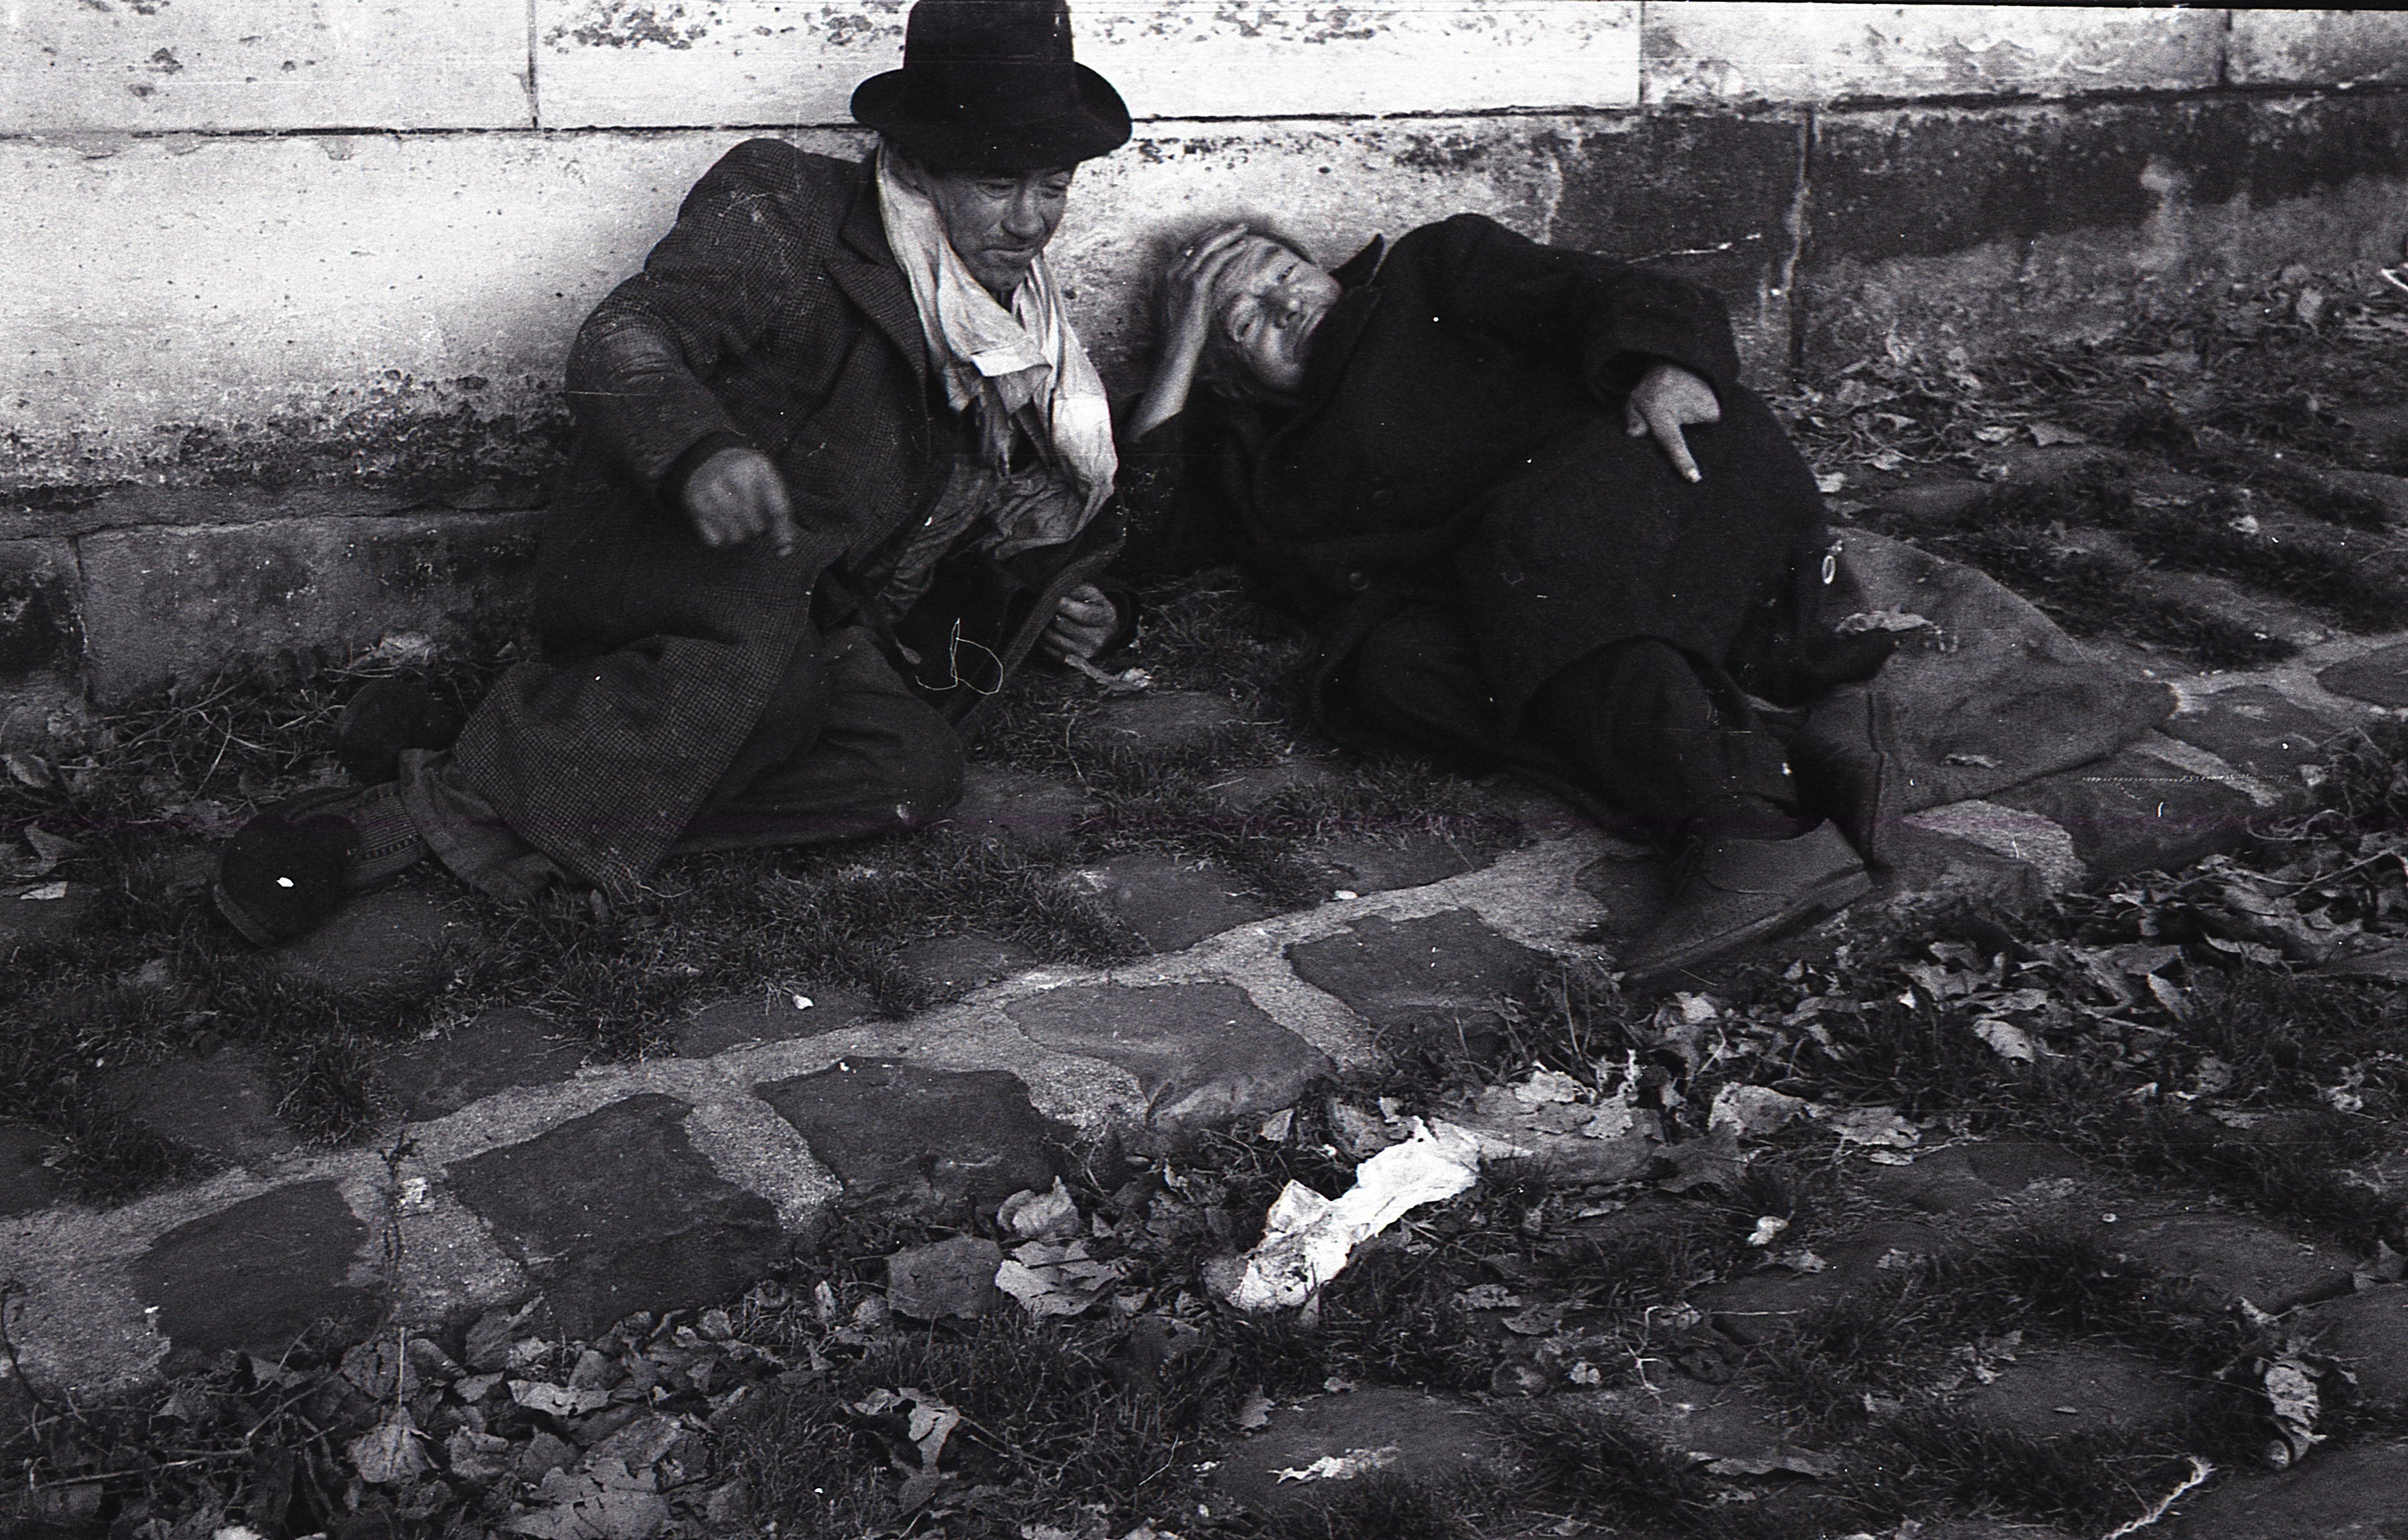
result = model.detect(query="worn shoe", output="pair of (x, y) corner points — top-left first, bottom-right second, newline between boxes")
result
(1616, 820), (1871, 985)
(335, 677), (463, 784)
(212, 782), (432, 946)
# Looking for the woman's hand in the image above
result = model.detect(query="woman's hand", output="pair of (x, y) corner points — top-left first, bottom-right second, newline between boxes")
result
(1039, 582), (1119, 663)
(1128, 225), (1256, 440)
(1159, 225), (1253, 360)
(683, 446), (799, 555)
(1624, 361), (1722, 483)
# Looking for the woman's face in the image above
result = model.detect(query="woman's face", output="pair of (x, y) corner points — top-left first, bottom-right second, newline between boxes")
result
(1212, 237), (1341, 394)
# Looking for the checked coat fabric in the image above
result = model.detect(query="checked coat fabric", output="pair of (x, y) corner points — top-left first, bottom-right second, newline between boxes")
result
(448, 140), (1120, 898)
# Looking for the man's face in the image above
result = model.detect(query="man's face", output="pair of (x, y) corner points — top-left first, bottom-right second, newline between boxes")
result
(1213, 236), (1340, 396)
(917, 164), (1077, 298)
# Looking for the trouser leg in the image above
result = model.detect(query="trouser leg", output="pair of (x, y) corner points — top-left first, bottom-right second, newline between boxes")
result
(1338, 604), (1509, 766)
(400, 626), (965, 901)
(670, 626), (964, 853)
(1529, 638), (1802, 847)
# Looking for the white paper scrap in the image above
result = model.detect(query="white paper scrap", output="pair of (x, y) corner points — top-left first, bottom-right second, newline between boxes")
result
(1223, 1118), (1511, 1312)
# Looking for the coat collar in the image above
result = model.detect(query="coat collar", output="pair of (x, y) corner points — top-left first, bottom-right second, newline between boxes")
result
(1293, 235), (1386, 410)
(829, 154), (932, 391)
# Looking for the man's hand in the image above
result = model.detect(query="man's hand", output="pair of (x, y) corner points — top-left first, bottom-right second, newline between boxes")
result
(1040, 583), (1119, 663)
(1624, 361), (1722, 484)
(684, 446), (799, 556)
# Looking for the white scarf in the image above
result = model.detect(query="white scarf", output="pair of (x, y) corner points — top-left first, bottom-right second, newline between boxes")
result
(875, 146), (1116, 552)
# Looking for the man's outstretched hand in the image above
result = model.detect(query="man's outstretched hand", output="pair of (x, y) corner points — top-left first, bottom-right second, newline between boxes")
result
(1042, 583), (1119, 663)
(685, 446), (800, 556)
(1624, 361), (1722, 484)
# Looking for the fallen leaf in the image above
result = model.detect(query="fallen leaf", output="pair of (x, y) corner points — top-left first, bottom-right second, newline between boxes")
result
(505, 1460), (670, 1540)
(1819, 1106), (1920, 1149)
(1835, 608), (1937, 636)
(23, 825), (82, 871)
(851, 1386), (960, 1475)
(1973, 1019), (2042, 1062)
(1454, 1283), (1524, 1310)
(1274, 1447), (1400, 1483)
(347, 1411), (429, 1486)
(999, 1177), (1082, 1242)
(2027, 421), (2090, 447)
(1657, 1130), (1744, 1194)
(4, 751), (55, 790)
(17, 881), (68, 901)
(446, 1429), (517, 1487)
(1703, 1449), (1840, 1478)
(1709, 1084), (1810, 1136)
(1235, 1389), (1274, 1430)
(509, 1381), (613, 1417)
(1504, 1302), (1570, 1336)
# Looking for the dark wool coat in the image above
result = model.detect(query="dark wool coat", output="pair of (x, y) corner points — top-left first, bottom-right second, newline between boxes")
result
(451, 140), (1121, 896)
(1119, 213), (1843, 738)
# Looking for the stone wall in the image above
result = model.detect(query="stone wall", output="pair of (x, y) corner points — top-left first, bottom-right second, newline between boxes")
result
(5, 4), (2408, 725)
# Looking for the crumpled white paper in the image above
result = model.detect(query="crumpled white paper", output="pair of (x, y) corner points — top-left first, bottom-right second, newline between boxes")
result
(1222, 1118), (1524, 1312)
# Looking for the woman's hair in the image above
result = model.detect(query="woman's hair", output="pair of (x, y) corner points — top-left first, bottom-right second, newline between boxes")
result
(1145, 218), (1321, 405)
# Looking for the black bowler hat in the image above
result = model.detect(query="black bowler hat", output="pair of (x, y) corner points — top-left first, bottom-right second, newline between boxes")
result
(851, 0), (1131, 171)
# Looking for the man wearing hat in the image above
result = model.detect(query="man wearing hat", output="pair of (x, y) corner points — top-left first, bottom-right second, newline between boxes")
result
(213, 0), (1136, 944)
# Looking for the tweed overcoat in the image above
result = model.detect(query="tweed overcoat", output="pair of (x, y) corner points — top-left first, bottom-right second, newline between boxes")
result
(450, 140), (1121, 897)
(1119, 213), (1836, 737)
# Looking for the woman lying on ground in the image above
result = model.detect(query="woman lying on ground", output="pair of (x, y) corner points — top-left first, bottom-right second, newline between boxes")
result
(1115, 216), (1890, 981)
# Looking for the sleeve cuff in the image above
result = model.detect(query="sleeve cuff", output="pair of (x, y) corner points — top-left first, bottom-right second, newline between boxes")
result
(659, 430), (755, 507)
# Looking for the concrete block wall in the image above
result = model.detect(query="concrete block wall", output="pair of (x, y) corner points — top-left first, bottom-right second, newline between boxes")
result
(5, 5), (2408, 720)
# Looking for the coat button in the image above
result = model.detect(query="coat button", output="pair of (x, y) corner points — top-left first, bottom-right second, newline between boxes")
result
(1347, 571), (1371, 590)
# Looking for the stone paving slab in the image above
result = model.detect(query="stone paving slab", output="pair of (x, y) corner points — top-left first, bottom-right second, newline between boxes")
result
(371, 1006), (593, 1123)
(1692, 1219), (1954, 1344)
(2297, 1284), (2408, 1407)
(1001, 980), (1333, 1128)
(945, 765), (1099, 847)
(1991, 733), (2268, 881)
(752, 1059), (1073, 1215)
(1071, 852), (1279, 952)
(1286, 907), (1551, 1060)
(1950, 1344), (2197, 1437)
(894, 932), (1038, 999)
(130, 1179), (378, 1368)
(446, 1093), (785, 1340)
(2162, 683), (2346, 786)
(2317, 641), (2408, 708)
(1205, 1387), (1511, 1518)
(93, 1046), (300, 1169)
(672, 985), (879, 1057)
(1863, 1138), (2099, 1215)
(2098, 1207), (2361, 1313)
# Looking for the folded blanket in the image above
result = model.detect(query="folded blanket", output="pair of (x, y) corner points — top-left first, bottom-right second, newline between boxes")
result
(1788, 529), (2176, 865)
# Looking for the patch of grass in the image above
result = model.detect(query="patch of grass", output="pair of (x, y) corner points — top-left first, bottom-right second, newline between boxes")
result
(1497, 1401), (1826, 1539)
(1259, 1469), (1477, 1540)
(1932, 1223), (2191, 1342)
(710, 1382), (899, 1539)
(1847, 1404), (2199, 1534)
